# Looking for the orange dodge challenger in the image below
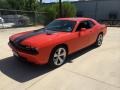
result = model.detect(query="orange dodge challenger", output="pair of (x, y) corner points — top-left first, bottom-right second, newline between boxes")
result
(8, 18), (107, 67)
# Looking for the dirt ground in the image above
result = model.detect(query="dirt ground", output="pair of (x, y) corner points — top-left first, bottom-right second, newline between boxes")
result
(0, 26), (120, 90)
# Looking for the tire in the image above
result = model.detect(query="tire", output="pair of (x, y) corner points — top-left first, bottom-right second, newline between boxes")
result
(13, 54), (20, 59)
(48, 46), (67, 68)
(94, 33), (103, 47)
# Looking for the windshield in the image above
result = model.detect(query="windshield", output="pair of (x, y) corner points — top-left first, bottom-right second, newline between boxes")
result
(45, 20), (76, 32)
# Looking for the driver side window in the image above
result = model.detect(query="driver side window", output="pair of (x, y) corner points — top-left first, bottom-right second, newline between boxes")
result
(76, 20), (95, 31)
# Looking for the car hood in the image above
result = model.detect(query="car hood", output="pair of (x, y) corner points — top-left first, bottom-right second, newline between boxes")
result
(10, 29), (70, 47)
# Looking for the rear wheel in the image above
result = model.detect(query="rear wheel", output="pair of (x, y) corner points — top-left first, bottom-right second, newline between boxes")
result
(49, 46), (67, 68)
(94, 33), (103, 47)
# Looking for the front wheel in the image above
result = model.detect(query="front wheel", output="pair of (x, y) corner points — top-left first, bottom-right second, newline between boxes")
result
(48, 46), (67, 68)
(94, 33), (103, 47)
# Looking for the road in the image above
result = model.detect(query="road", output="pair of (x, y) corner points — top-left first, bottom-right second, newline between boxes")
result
(0, 27), (120, 90)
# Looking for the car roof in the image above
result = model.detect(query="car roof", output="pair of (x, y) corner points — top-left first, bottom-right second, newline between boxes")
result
(56, 17), (93, 22)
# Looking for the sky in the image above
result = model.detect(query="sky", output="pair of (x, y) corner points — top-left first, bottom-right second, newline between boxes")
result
(43, 0), (78, 3)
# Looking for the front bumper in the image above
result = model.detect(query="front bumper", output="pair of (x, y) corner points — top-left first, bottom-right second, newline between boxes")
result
(13, 50), (46, 64)
(9, 43), (49, 64)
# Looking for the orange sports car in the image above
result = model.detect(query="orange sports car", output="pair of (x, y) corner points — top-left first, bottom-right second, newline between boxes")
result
(8, 18), (107, 67)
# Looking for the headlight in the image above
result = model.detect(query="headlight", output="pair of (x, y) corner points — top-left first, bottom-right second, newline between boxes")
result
(20, 45), (39, 55)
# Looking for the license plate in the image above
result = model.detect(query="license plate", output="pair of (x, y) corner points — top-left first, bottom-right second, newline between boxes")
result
(13, 51), (19, 57)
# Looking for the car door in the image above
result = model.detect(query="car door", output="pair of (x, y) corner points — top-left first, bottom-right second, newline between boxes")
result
(75, 20), (96, 49)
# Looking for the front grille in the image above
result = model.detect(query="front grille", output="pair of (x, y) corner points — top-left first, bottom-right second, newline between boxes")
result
(9, 40), (38, 55)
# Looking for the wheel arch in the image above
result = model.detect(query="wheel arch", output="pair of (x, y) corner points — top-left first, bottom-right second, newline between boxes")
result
(99, 32), (104, 35)
(96, 32), (103, 41)
(48, 43), (69, 67)
(52, 43), (69, 54)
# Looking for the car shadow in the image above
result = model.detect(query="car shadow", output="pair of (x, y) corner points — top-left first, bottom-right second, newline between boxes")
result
(0, 45), (96, 83)
(67, 45), (96, 63)
(0, 57), (54, 83)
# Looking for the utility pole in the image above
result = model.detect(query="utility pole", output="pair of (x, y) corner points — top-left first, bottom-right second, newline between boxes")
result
(59, 0), (62, 17)
(95, 1), (98, 20)
(40, 0), (42, 4)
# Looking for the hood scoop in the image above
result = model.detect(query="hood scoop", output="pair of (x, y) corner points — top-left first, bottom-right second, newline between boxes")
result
(46, 31), (54, 35)
(44, 29), (57, 35)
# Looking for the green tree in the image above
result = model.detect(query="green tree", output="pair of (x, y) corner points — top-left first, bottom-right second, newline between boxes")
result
(42, 2), (76, 25)
(61, 2), (76, 17)
(0, 0), (39, 11)
(54, 2), (76, 18)
(6, 0), (26, 10)
(24, 0), (38, 11)
(0, 0), (10, 9)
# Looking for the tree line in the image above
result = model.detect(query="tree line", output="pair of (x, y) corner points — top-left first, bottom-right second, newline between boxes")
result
(0, 0), (77, 25)
(0, 0), (40, 11)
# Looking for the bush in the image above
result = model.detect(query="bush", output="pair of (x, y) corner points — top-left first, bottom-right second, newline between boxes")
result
(54, 2), (77, 18)
(43, 5), (57, 25)
(40, 2), (76, 25)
